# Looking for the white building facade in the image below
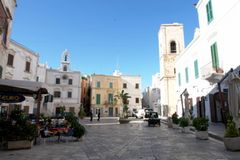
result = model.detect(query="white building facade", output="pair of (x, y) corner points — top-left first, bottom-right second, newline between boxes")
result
(43, 50), (81, 116)
(2, 40), (39, 114)
(121, 75), (142, 114)
(0, 0), (17, 79)
(175, 0), (240, 123)
(158, 23), (185, 117)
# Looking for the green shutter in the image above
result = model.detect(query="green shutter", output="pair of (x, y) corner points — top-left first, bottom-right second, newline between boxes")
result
(211, 43), (219, 68)
(108, 94), (113, 104)
(185, 67), (189, 83)
(206, 0), (213, 23)
(96, 81), (100, 88)
(194, 60), (199, 79)
(178, 73), (181, 86)
(96, 94), (101, 104)
(109, 82), (113, 88)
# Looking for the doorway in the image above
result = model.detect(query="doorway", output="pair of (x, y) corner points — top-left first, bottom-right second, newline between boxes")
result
(109, 107), (113, 117)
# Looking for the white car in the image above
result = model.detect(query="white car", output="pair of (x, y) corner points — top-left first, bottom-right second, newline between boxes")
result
(135, 109), (145, 119)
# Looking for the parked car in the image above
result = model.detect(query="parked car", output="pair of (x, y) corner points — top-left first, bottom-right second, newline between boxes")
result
(135, 109), (145, 118)
(148, 112), (160, 127)
(143, 108), (153, 121)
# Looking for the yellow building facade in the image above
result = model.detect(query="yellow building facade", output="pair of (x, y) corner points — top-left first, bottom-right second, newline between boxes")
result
(91, 74), (122, 117)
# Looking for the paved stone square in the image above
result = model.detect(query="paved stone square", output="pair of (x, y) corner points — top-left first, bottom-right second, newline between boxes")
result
(1, 122), (240, 160)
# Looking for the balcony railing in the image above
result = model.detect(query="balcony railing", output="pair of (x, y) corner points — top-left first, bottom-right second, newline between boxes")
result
(201, 62), (224, 83)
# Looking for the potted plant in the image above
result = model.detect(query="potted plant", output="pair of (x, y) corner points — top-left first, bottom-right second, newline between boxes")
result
(171, 112), (179, 128)
(115, 90), (131, 124)
(65, 112), (86, 141)
(223, 116), (240, 151)
(0, 109), (38, 150)
(179, 117), (189, 133)
(192, 117), (209, 140)
(78, 105), (86, 119)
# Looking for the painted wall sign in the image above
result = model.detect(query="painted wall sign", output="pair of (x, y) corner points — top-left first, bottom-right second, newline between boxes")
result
(0, 93), (25, 103)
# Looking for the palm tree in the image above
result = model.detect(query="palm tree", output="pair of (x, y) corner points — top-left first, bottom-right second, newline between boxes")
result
(115, 90), (131, 118)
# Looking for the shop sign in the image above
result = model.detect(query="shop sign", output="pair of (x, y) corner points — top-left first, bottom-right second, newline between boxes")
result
(0, 93), (25, 103)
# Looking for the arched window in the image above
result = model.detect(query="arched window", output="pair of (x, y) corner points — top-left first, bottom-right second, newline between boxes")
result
(0, 66), (2, 79)
(64, 55), (68, 61)
(170, 41), (177, 53)
(63, 65), (67, 71)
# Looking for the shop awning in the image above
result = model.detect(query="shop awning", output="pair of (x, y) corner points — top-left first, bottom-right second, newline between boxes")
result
(0, 79), (48, 96)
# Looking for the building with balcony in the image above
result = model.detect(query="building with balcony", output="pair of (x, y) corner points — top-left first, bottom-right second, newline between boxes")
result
(90, 74), (122, 117)
(0, 0), (17, 79)
(43, 50), (81, 116)
(175, 0), (240, 123)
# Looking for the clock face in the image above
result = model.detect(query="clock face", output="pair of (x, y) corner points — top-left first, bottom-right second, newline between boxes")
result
(62, 74), (68, 80)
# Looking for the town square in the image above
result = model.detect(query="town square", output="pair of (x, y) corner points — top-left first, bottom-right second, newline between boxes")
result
(1, 0), (240, 159)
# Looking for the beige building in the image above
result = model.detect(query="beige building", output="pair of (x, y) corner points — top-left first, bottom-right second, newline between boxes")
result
(42, 50), (81, 116)
(0, 0), (17, 79)
(91, 74), (122, 117)
(158, 23), (185, 117)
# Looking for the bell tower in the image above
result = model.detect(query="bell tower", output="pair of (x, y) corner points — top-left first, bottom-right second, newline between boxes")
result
(158, 23), (185, 116)
(61, 49), (70, 72)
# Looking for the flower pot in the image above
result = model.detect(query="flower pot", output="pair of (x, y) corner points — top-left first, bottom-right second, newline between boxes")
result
(7, 140), (33, 150)
(224, 137), (240, 151)
(119, 119), (130, 124)
(195, 131), (208, 140)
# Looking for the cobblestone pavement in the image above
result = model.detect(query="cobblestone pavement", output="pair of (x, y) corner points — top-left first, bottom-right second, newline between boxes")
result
(1, 122), (240, 160)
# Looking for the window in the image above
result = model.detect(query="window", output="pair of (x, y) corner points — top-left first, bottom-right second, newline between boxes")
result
(54, 91), (61, 98)
(23, 106), (29, 114)
(178, 73), (181, 86)
(96, 94), (101, 104)
(25, 61), (31, 72)
(206, 0), (214, 23)
(56, 78), (60, 84)
(108, 94), (113, 104)
(2, 20), (8, 45)
(185, 67), (189, 83)
(211, 42), (219, 69)
(135, 83), (139, 89)
(68, 91), (72, 98)
(36, 76), (39, 82)
(123, 83), (127, 89)
(0, 66), (2, 79)
(69, 107), (75, 113)
(170, 41), (177, 53)
(96, 81), (101, 88)
(64, 55), (68, 61)
(7, 54), (14, 66)
(109, 82), (113, 88)
(194, 60), (199, 79)
(69, 79), (73, 85)
(136, 98), (139, 104)
(63, 65), (67, 71)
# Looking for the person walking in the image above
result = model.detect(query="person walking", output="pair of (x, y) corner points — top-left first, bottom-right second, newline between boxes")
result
(97, 111), (100, 121)
(90, 109), (93, 121)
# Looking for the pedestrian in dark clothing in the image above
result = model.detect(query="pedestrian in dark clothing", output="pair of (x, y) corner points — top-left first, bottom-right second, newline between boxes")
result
(97, 111), (100, 121)
(90, 110), (93, 121)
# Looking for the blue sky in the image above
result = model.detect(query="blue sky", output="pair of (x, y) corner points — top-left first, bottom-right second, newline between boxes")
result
(11, 0), (198, 90)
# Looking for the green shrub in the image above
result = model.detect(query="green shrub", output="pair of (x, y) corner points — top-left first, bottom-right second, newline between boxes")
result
(192, 117), (209, 131)
(179, 117), (189, 128)
(172, 112), (179, 124)
(225, 116), (239, 138)
(65, 112), (86, 139)
(0, 109), (38, 141)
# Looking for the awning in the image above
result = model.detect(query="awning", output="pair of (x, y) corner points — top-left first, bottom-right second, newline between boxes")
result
(0, 79), (48, 96)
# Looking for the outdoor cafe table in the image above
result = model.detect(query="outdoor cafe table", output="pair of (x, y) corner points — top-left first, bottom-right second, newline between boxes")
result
(48, 127), (69, 141)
